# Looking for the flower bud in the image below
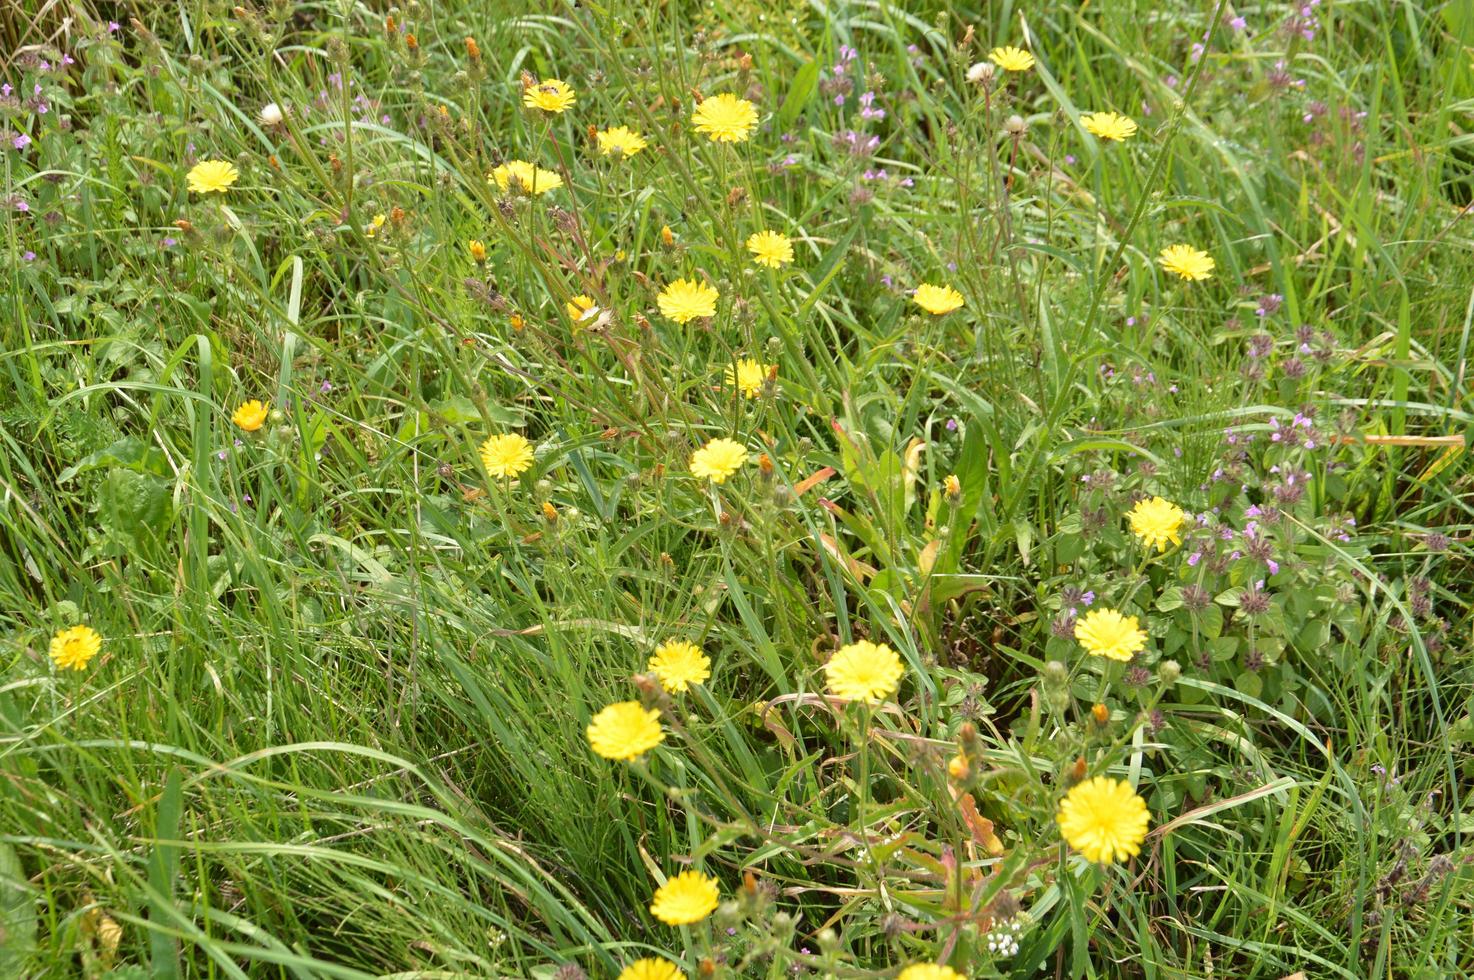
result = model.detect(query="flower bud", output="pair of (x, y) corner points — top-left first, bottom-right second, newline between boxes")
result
(1042, 660), (1069, 688)
(1158, 660), (1181, 687)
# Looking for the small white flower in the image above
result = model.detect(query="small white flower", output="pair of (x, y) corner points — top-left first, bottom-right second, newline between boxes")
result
(260, 102), (284, 126)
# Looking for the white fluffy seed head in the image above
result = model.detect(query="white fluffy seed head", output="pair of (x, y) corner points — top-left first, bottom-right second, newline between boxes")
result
(260, 102), (284, 126)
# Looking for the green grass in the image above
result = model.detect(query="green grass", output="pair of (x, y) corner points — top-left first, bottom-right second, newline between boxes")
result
(2, 0), (1472, 977)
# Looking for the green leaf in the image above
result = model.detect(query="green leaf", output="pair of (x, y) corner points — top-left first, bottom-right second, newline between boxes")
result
(778, 59), (820, 129)
(58, 436), (170, 483)
(1215, 586), (1245, 607)
(0, 843), (35, 976)
(147, 769), (183, 980)
(1195, 604), (1224, 639)
(1156, 587), (1185, 611)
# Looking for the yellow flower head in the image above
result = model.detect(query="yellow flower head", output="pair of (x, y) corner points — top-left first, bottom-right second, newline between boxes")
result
(490, 160), (564, 195)
(1081, 111), (1138, 142)
(187, 159), (239, 194)
(989, 46), (1036, 72)
(724, 358), (774, 399)
(649, 870), (719, 926)
(690, 437), (748, 484)
(468, 239), (488, 263)
(1128, 496), (1186, 552)
(618, 959), (685, 980)
(1157, 244), (1215, 281)
(647, 640), (711, 693)
(746, 230), (794, 268)
(232, 400), (269, 432)
(943, 474), (961, 499)
(913, 283), (965, 316)
(365, 213), (387, 238)
(1074, 608), (1147, 662)
(566, 294), (598, 323)
(49, 625), (102, 671)
(480, 433), (535, 479)
(523, 78), (576, 114)
(596, 125), (648, 157)
(657, 278), (719, 324)
(587, 701), (665, 761)
(897, 966), (966, 980)
(1057, 776), (1151, 864)
(825, 639), (905, 703)
(691, 93), (759, 143)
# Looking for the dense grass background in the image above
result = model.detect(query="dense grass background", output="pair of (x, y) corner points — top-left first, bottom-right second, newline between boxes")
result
(2, 0), (1472, 976)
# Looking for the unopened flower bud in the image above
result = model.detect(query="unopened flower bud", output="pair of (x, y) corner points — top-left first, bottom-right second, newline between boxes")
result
(1158, 660), (1181, 686)
(1042, 660), (1069, 688)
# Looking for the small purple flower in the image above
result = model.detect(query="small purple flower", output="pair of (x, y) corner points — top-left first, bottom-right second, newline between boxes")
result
(108, 20), (120, 32)
(162, 236), (177, 247)
(1064, 153), (1077, 165)
(12, 133), (30, 150)
(22, 250), (35, 261)
(899, 177), (913, 187)
(1267, 559), (1280, 575)
(945, 417), (958, 431)
(1229, 15), (1246, 30)
(13, 199), (28, 212)
(320, 379), (333, 393)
